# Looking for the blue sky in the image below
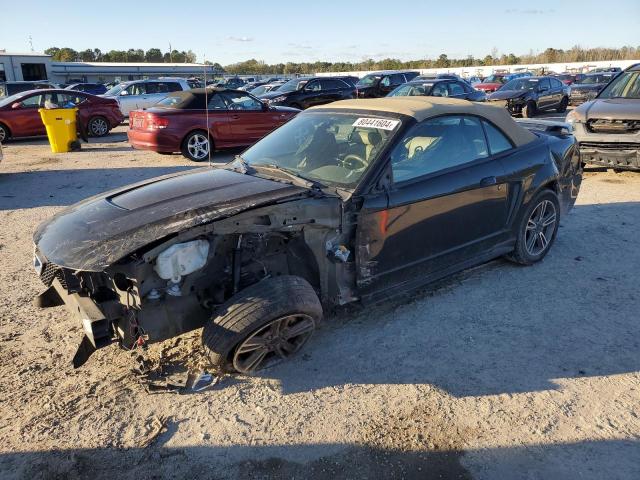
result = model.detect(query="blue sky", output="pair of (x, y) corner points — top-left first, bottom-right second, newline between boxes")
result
(0, 0), (638, 64)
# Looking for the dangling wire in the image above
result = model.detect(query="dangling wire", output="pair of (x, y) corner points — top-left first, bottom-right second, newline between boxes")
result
(203, 56), (212, 167)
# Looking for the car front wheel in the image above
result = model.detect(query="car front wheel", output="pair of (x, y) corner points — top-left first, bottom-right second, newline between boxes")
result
(202, 276), (322, 374)
(508, 189), (560, 265)
(522, 101), (537, 118)
(0, 123), (9, 142)
(556, 97), (569, 113)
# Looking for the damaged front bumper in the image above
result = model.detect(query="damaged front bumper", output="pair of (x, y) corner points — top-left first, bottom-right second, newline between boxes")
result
(579, 142), (640, 171)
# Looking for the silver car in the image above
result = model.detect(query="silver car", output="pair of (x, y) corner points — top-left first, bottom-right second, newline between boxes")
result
(102, 79), (191, 116)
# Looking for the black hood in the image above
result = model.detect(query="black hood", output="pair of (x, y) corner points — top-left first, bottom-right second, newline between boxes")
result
(34, 168), (307, 271)
(260, 90), (294, 100)
(488, 89), (529, 101)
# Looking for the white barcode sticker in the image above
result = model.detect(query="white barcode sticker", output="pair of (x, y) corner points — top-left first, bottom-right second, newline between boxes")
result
(352, 117), (400, 131)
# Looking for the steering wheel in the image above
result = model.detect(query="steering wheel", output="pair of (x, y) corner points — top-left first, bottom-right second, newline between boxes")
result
(340, 154), (367, 172)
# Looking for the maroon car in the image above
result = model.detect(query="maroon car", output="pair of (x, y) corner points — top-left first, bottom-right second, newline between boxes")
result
(127, 88), (299, 161)
(0, 89), (123, 142)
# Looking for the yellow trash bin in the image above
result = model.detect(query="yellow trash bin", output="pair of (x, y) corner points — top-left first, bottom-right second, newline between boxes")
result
(38, 108), (79, 153)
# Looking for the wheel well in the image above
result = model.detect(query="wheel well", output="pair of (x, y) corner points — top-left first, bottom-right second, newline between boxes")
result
(543, 180), (560, 195)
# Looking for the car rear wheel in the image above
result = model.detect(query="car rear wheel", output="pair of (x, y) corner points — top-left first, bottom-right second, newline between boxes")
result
(182, 130), (212, 162)
(0, 123), (9, 142)
(556, 97), (569, 113)
(202, 276), (322, 374)
(507, 189), (560, 265)
(88, 116), (110, 137)
(522, 101), (537, 118)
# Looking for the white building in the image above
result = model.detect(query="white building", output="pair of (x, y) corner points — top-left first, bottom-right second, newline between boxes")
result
(0, 51), (53, 82)
(0, 51), (221, 85)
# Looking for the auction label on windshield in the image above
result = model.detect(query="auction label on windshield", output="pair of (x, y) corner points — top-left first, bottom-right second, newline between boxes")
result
(352, 117), (400, 130)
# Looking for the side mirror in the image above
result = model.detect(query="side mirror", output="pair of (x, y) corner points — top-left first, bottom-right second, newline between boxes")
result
(120, 90), (128, 96)
(261, 101), (269, 111)
(11, 102), (21, 109)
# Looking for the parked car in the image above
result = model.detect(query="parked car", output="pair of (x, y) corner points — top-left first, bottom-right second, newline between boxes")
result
(128, 88), (299, 161)
(335, 75), (359, 86)
(102, 79), (191, 116)
(555, 73), (578, 86)
(416, 73), (461, 81)
(0, 81), (57, 98)
(355, 71), (419, 98)
(487, 76), (569, 117)
(259, 77), (355, 109)
(250, 82), (285, 96)
(466, 76), (484, 85)
(474, 74), (507, 94)
(387, 78), (486, 101)
(0, 89), (123, 142)
(64, 83), (108, 95)
(239, 81), (268, 92)
(33, 96), (582, 370)
(218, 77), (246, 89)
(568, 72), (617, 105)
(566, 63), (640, 171)
(589, 67), (622, 74)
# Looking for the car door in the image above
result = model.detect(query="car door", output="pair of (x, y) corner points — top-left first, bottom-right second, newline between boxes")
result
(320, 78), (350, 103)
(118, 83), (146, 115)
(355, 115), (510, 295)
(446, 81), (467, 99)
(549, 77), (565, 105)
(221, 91), (283, 144)
(299, 79), (325, 108)
(536, 78), (553, 109)
(8, 92), (46, 136)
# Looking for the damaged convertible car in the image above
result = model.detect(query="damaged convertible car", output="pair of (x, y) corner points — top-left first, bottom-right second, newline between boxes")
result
(33, 97), (583, 372)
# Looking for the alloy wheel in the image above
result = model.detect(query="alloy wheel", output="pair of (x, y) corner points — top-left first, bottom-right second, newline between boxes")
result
(525, 199), (557, 256)
(232, 314), (316, 374)
(187, 134), (209, 160)
(0, 126), (6, 142)
(89, 118), (108, 136)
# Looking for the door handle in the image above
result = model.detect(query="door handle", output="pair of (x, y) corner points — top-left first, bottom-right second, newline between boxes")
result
(480, 176), (497, 186)
(231, 114), (240, 119)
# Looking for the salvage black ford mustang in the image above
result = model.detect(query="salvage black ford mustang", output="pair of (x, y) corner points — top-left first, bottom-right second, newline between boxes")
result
(33, 97), (583, 372)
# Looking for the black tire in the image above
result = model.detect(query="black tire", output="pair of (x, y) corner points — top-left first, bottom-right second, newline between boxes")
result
(507, 189), (560, 265)
(556, 96), (569, 113)
(87, 116), (110, 137)
(202, 276), (323, 374)
(0, 123), (10, 142)
(522, 101), (537, 118)
(181, 130), (212, 162)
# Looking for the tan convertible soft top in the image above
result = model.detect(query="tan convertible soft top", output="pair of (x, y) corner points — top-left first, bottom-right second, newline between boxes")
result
(310, 97), (537, 147)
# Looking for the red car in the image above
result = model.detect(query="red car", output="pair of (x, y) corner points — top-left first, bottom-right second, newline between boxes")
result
(128, 88), (299, 161)
(474, 74), (507, 94)
(0, 89), (123, 142)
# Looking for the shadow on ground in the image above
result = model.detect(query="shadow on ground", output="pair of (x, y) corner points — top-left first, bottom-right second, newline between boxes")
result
(1, 439), (638, 480)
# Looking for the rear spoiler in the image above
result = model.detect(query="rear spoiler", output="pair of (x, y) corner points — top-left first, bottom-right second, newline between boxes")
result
(515, 119), (573, 136)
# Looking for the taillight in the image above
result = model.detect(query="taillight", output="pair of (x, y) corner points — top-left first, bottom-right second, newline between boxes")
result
(145, 114), (169, 129)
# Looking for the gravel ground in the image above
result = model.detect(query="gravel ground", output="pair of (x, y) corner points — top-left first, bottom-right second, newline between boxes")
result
(0, 125), (639, 480)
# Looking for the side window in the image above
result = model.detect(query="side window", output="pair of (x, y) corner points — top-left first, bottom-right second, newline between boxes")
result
(167, 82), (182, 92)
(431, 83), (448, 97)
(222, 92), (263, 111)
(207, 94), (228, 110)
(305, 80), (322, 91)
(448, 82), (465, 96)
(127, 83), (146, 95)
(57, 93), (87, 106)
(145, 83), (159, 94)
(391, 115), (489, 183)
(390, 74), (405, 85)
(482, 121), (513, 155)
(320, 79), (338, 90)
(539, 78), (551, 90)
(20, 94), (43, 108)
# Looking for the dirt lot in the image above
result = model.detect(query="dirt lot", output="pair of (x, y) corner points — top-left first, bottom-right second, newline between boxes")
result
(0, 126), (639, 480)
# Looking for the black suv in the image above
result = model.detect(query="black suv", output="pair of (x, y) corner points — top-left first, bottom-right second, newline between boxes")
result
(259, 77), (355, 109)
(487, 76), (570, 117)
(355, 71), (419, 98)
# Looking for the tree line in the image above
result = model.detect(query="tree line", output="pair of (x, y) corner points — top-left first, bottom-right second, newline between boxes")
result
(43, 45), (639, 74)
(44, 47), (201, 64)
